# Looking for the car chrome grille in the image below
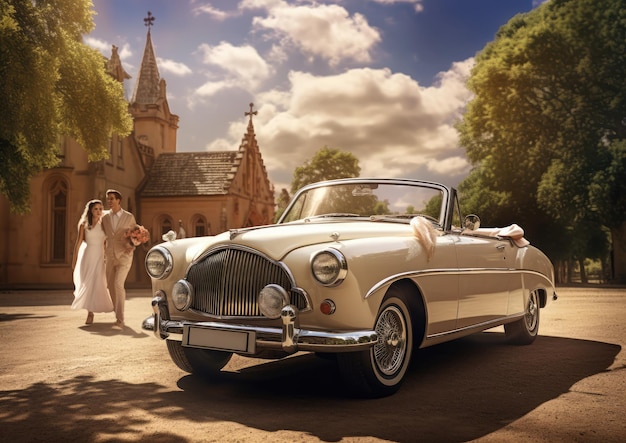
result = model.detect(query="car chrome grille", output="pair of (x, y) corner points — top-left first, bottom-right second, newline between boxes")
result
(186, 247), (307, 317)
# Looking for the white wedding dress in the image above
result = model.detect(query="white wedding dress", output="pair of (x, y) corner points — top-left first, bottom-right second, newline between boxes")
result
(72, 222), (114, 312)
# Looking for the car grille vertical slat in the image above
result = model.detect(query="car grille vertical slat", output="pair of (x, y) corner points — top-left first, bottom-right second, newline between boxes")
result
(186, 247), (307, 317)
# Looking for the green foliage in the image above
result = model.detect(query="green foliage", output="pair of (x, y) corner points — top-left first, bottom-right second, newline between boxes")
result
(457, 0), (626, 265)
(589, 140), (626, 228)
(0, 0), (132, 213)
(422, 194), (443, 220)
(291, 147), (361, 193)
(274, 188), (291, 222)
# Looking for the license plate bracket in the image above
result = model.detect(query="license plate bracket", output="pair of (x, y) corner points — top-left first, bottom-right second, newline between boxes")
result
(183, 325), (256, 354)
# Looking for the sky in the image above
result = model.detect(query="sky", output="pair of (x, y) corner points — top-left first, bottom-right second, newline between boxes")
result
(87, 0), (548, 193)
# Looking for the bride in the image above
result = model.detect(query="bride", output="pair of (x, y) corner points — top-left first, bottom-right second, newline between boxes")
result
(71, 199), (114, 325)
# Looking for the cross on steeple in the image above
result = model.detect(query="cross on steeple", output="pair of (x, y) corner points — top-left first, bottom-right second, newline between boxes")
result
(144, 11), (155, 28)
(245, 102), (258, 124)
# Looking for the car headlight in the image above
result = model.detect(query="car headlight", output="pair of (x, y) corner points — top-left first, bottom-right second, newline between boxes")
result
(172, 280), (193, 311)
(311, 249), (347, 286)
(145, 246), (173, 279)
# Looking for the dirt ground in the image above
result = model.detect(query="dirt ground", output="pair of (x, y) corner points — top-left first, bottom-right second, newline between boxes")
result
(1, 286), (625, 442)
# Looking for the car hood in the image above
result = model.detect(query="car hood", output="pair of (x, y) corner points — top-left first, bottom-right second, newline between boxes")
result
(204, 221), (410, 259)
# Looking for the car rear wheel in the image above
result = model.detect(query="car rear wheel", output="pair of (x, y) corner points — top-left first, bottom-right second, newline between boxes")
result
(337, 289), (414, 398)
(166, 339), (233, 376)
(505, 289), (540, 345)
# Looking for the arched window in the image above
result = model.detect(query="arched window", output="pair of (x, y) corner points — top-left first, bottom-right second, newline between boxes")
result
(160, 216), (173, 237)
(192, 214), (208, 237)
(46, 178), (68, 262)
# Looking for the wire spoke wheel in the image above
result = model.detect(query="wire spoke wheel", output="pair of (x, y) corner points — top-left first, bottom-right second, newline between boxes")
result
(524, 291), (539, 332)
(336, 289), (416, 398)
(373, 305), (407, 376)
(505, 289), (541, 345)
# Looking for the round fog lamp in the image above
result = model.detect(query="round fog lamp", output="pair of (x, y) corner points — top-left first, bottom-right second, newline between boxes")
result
(258, 284), (289, 319)
(172, 280), (193, 311)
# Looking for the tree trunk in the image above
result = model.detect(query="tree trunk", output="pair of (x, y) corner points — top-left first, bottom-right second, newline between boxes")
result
(578, 257), (587, 284)
(567, 258), (574, 283)
(610, 221), (626, 284)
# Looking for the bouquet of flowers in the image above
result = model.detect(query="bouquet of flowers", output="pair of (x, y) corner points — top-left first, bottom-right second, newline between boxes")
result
(125, 224), (150, 246)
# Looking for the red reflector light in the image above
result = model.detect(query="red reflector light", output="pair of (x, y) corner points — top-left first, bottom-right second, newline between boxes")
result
(320, 299), (336, 315)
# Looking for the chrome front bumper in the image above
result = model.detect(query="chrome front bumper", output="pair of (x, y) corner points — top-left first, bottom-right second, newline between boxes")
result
(142, 296), (378, 354)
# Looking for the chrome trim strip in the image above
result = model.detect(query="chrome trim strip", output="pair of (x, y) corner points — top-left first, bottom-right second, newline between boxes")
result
(142, 305), (378, 354)
(365, 268), (554, 299)
(425, 313), (524, 340)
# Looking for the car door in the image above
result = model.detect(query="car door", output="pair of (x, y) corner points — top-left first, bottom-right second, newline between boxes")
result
(454, 233), (516, 329)
(413, 235), (460, 336)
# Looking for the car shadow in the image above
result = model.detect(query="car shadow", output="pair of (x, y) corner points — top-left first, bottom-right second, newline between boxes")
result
(0, 332), (620, 442)
(175, 333), (621, 442)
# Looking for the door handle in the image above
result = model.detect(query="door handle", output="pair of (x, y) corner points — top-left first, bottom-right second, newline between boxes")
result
(496, 244), (506, 251)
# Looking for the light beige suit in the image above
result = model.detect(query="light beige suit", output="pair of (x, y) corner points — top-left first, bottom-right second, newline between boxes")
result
(102, 209), (136, 324)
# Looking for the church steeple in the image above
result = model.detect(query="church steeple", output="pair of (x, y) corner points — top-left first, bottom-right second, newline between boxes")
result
(129, 11), (179, 157)
(131, 12), (161, 105)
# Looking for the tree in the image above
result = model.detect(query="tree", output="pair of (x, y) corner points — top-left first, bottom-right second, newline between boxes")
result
(457, 0), (626, 282)
(291, 147), (361, 193)
(274, 188), (291, 222)
(0, 0), (132, 213)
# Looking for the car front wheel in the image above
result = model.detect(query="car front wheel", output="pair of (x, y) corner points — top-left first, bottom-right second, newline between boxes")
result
(166, 340), (233, 377)
(505, 289), (540, 345)
(337, 290), (414, 398)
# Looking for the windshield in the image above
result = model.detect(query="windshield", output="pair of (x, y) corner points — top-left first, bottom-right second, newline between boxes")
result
(280, 181), (445, 225)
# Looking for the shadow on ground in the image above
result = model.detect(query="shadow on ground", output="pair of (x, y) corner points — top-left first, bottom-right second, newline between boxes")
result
(0, 333), (620, 442)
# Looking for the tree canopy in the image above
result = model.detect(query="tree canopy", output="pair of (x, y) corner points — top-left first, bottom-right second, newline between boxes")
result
(290, 147), (361, 193)
(457, 0), (626, 281)
(0, 0), (132, 213)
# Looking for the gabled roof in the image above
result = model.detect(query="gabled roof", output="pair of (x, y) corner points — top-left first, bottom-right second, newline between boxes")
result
(140, 151), (241, 197)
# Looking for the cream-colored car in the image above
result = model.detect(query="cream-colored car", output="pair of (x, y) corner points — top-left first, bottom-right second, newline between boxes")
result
(143, 178), (556, 398)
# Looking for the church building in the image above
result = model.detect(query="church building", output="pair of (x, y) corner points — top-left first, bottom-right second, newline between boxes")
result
(0, 19), (275, 289)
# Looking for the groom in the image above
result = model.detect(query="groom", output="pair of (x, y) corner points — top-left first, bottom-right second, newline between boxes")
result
(102, 189), (136, 330)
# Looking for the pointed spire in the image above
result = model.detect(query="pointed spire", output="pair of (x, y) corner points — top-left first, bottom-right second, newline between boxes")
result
(131, 12), (160, 105)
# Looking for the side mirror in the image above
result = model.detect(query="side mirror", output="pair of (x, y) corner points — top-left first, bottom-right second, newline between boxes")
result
(464, 214), (481, 231)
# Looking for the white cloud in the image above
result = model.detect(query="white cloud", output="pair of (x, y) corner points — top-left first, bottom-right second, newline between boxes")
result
(192, 3), (232, 20)
(246, 0), (381, 66)
(85, 37), (133, 61)
(197, 42), (272, 91)
(193, 80), (233, 99)
(117, 43), (133, 60)
(157, 57), (192, 76)
(85, 36), (109, 53)
(427, 155), (469, 176)
(209, 60), (474, 185)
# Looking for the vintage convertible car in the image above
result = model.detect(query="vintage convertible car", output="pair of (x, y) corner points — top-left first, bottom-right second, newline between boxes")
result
(142, 177), (556, 397)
